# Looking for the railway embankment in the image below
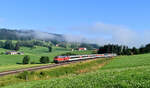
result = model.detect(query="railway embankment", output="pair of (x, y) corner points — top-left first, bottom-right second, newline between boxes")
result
(0, 58), (111, 87)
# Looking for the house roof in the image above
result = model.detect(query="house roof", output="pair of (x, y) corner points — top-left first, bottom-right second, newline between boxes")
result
(6, 51), (17, 53)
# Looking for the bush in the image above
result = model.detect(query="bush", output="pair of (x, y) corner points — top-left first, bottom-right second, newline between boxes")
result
(39, 71), (48, 76)
(22, 55), (30, 64)
(0, 52), (4, 55)
(40, 56), (49, 64)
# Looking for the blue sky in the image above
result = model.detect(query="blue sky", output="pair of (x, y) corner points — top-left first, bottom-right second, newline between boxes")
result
(0, 0), (150, 47)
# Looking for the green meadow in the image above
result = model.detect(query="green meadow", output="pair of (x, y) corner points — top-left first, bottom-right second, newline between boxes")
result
(0, 45), (94, 72)
(0, 58), (109, 87)
(2, 54), (150, 88)
(0, 46), (69, 71)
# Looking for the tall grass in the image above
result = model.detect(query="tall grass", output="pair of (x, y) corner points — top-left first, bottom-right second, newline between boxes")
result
(0, 58), (109, 87)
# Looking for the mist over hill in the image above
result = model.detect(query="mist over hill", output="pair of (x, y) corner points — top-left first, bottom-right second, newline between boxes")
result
(0, 28), (99, 49)
(0, 28), (65, 41)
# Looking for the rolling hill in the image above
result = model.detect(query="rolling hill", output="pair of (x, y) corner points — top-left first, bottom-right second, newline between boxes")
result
(0, 28), (65, 41)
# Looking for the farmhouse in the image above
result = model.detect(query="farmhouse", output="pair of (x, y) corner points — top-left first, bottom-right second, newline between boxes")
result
(71, 49), (74, 51)
(6, 51), (24, 55)
(6, 51), (18, 55)
(56, 44), (59, 47)
(78, 48), (87, 51)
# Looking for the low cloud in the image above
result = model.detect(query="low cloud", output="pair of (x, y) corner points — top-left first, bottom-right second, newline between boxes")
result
(13, 22), (150, 47)
(16, 30), (57, 40)
(32, 31), (55, 40)
(64, 34), (87, 43)
(65, 22), (149, 47)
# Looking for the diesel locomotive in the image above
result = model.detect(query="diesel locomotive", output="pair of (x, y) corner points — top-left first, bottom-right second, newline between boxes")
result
(54, 53), (117, 63)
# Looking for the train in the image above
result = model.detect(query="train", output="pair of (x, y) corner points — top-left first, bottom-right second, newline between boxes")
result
(54, 53), (117, 63)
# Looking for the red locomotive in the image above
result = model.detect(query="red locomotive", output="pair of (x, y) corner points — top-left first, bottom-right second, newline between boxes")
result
(54, 54), (116, 63)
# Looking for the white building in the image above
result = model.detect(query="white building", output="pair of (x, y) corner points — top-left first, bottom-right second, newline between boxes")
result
(6, 51), (24, 55)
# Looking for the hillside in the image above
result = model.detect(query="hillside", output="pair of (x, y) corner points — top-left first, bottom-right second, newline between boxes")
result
(0, 43), (95, 72)
(0, 29), (100, 49)
(2, 54), (150, 88)
(0, 46), (69, 72)
(0, 28), (65, 41)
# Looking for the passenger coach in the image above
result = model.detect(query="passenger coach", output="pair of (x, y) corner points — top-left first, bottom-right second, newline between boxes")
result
(54, 53), (116, 63)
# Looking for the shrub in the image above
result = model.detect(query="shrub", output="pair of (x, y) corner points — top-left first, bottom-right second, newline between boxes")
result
(39, 71), (48, 76)
(40, 56), (49, 64)
(16, 71), (29, 80)
(0, 52), (4, 55)
(22, 55), (30, 64)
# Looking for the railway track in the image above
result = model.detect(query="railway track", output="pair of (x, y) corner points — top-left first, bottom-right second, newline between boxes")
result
(0, 53), (115, 77)
(0, 58), (99, 77)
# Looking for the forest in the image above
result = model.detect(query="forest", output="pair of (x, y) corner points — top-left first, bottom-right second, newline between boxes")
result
(98, 44), (150, 55)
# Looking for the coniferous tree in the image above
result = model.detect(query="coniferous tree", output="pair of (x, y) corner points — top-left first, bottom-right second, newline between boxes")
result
(14, 43), (20, 51)
(131, 47), (139, 54)
(98, 44), (133, 55)
(139, 46), (145, 54)
(0, 41), (4, 48)
(126, 49), (132, 55)
(48, 46), (52, 52)
(4, 40), (14, 50)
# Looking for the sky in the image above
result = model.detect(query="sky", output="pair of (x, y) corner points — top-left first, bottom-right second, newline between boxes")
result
(0, 0), (150, 47)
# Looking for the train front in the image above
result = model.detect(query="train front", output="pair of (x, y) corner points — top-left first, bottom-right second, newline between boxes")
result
(54, 56), (59, 63)
(54, 56), (69, 63)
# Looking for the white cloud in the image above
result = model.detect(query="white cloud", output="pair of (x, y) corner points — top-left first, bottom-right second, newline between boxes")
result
(16, 30), (56, 40)
(65, 22), (148, 47)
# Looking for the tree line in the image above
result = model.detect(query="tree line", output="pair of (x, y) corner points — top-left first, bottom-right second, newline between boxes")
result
(0, 40), (20, 51)
(0, 40), (52, 52)
(98, 44), (150, 55)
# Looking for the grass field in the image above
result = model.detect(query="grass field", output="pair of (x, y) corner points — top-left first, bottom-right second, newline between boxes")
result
(0, 46), (70, 72)
(2, 54), (150, 88)
(0, 45), (95, 72)
(0, 58), (109, 87)
(0, 46), (69, 65)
